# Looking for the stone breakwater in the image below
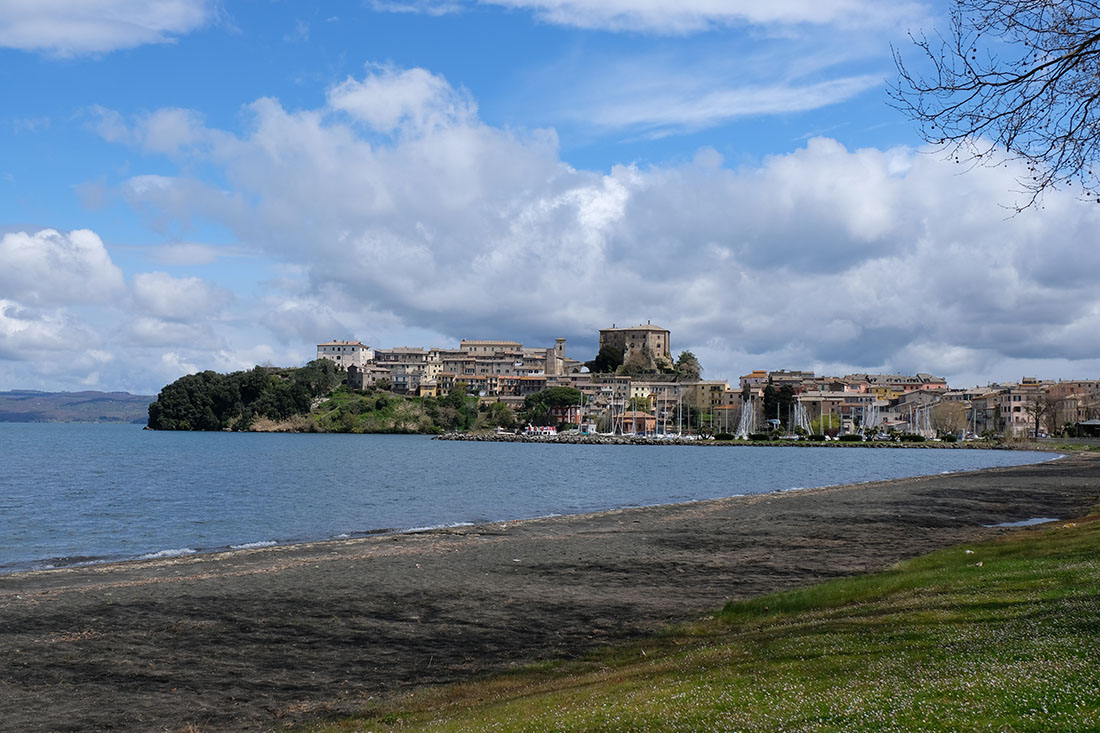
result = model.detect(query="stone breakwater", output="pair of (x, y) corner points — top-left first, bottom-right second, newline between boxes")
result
(433, 433), (1013, 448)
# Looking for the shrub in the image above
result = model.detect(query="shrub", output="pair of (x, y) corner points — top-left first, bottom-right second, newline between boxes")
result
(807, 434), (826, 441)
(714, 432), (735, 441)
(838, 434), (864, 442)
(942, 434), (958, 443)
(749, 433), (771, 441)
(899, 433), (926, 442)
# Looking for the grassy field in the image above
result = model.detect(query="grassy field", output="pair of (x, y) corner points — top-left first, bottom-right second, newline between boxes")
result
(307, 509), (1100, 732)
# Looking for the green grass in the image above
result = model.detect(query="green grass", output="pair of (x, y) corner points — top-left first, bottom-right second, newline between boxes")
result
(1043, 442), (1100, 453)
(313, 389), (436, 433)
(305, 511), (1100, 732)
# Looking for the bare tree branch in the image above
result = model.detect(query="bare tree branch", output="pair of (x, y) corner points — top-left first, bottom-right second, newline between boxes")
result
(891, 1), (1100, 210)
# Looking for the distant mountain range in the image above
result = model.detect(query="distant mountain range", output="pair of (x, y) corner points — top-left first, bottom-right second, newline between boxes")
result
(0, 390), (154, 424)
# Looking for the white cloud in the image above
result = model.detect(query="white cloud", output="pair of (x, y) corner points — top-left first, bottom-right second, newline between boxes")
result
(91, 66), (1100, 389)
(139, 107), (208, 154)
(131, 271), (231, 320)
(505, 9), (900, 137)
(0, 229), (125, 305)
(126, 316), (221, 348)
(0, 0), (214, 56)
(578, 74), (883, 135)
(88, 106), (213, 154)
(0, 300), (74, 357)
(328, 66), (477, 136)
(369, 1), (464, 17)
(375, 0), (927, 33)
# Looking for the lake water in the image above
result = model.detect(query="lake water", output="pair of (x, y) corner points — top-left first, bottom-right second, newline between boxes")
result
(0, 423), (1057, 574)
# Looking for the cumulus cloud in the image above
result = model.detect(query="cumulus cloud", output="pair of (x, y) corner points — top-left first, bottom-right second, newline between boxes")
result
(126, 316), (221, 348)
(329, 66), (477, 136)
(0, 300), (77, 357)
(0, 227), (280, 393)
(0, 229), (125, 305)
(0, 298), (115, 393)
(94, 65), (1100, 387)
(131, 271), (232, 320)
(0, 0), (214, 56)
(87, 106), (213, 155)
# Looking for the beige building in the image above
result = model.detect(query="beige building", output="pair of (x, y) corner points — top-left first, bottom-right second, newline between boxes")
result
(599, 323), (671, 370)
(374, 347), (431, 393)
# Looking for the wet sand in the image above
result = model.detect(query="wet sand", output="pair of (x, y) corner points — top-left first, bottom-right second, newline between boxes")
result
(2, 452), (1098, 732)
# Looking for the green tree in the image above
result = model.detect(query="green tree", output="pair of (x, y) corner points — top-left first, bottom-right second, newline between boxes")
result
(440, 383), (476, 430)
(760, 382), (797, 428)
(585, 345), (624, 373)
(148, 360), (347, 431)
(485, 401), (518, 429)
(443, 382), (469, 410)
(811, 415), (841, 435)
(762, 381), (778, 426)
(674, 351), (702, 382)
(147, 371), (230, 430)
(522, 386), (583, 426)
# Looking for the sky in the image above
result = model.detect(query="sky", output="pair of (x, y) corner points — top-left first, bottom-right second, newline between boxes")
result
(1, 0), (1098, 396)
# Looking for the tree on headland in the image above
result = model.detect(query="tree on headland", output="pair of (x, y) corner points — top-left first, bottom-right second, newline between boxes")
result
(892, 1), (1100, 208)
(147, 361), (342, 430)
(147, 370), (226, 431)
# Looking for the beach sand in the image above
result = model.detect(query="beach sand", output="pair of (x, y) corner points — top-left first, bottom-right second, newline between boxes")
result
(2, 452), (1098, 731)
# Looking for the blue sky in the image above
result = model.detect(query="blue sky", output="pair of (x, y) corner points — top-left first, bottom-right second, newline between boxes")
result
(2, 0), (1099, 395)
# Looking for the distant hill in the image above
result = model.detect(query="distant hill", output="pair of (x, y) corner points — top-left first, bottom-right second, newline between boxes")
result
(0, 390), (154, 424)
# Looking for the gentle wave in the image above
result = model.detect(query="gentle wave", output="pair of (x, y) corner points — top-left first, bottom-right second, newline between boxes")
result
(228, 540), (278, 550)
(138, 547), (197, 560)
(404, 521), (476, 533)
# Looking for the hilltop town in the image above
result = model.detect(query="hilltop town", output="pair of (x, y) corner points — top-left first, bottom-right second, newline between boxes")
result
(319, 323), (1100, 439)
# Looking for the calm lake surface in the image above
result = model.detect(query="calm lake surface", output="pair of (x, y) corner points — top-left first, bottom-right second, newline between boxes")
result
(0, 423), (1057, 574)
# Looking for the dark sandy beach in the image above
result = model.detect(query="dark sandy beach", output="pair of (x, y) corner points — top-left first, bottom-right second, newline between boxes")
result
(2, 452), (1098, 732)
